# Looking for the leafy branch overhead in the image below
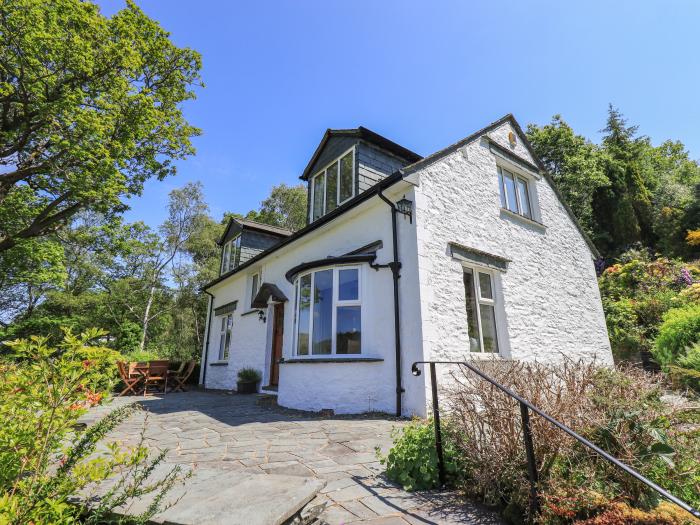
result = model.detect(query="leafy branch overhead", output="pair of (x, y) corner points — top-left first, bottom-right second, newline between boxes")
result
(0, 0), (202, 252)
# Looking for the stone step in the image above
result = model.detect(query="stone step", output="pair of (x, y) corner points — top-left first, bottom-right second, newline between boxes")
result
(90, 465), (325, 525)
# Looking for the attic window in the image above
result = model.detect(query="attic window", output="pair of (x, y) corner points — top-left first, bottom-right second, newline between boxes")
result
(311, 148), (355, 221)
(221, 234), (241, 274)
(497, 166), (532, 220)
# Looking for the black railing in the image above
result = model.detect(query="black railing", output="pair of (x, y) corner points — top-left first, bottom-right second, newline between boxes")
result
(411, 360), (700, 521)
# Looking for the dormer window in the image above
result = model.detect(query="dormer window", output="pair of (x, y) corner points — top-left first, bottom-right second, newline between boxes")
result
(310, 149), (355, 221)
(221, 234), (241, 274)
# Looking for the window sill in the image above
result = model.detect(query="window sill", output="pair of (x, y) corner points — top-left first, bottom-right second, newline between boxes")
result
(499, 208), (546, 231)
(209, 361), (229, 366)
(280, 357), (384, 364)
(240, 308), (262, 317)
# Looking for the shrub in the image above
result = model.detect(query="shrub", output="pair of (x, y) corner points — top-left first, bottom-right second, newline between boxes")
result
(237, 367), (262, 382)
(408, 359), (700, 523)
(653, 304), (700, 367)
(0, 329), (187, 524)
(125, 348), (162, 362)
(379, 418), (459, 491)
(573, 501), (700, 525)
(598, 255), (698, 361)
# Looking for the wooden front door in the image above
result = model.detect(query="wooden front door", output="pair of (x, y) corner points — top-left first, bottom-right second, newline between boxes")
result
(270, 303), (284, 386)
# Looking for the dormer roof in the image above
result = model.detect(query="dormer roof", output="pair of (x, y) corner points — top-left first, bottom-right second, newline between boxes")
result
(217, 217), (292, 246)
(299, 126), (422, 181)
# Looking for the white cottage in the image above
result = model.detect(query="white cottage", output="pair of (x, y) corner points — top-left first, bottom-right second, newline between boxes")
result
(199, 115), (612, 417)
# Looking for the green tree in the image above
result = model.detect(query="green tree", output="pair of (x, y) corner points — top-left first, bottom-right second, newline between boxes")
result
(591, 106), (656, 256)
(526, 115), (609, 237)
(0, 0), (202, 252)
(246, 183), (308, 231)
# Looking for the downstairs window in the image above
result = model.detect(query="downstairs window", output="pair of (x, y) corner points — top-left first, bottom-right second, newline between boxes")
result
(294, 266), (361, 356)
(217, 313), (233, 360)
(463, 267), (499, 353)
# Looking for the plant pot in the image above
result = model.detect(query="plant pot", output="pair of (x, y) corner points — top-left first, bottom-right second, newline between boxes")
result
(237, 380), (258, 394)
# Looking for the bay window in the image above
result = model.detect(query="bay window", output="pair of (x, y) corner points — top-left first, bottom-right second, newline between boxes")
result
(463, 267), (499, 353)
(310, 149), (355, 221)
(294, 266), (362, 356)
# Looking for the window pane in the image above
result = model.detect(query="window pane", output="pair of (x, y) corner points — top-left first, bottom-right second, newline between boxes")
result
(222, 243), (230, 273)
(223, 315), (233, 359)
(504, 171), (518, 213)
(232, 236), (241, 268)
(297, 274), (311, 355)
(313, 175), (325, 220)
(312, 269), (333, 355)
(218, 334), (225, 358)
(326, 162), (338, 212)
(479, 304), (499, 353)
(497, 168), (507, 208)
(251, 274), (259, 305)
(463, 269), (481, 352)
(339, 152), (353, 202)
(338, 268), (359, 301)
(336, 306), (361, 354)
(517, 177), (531, 219)
(478, 272), (493, 300)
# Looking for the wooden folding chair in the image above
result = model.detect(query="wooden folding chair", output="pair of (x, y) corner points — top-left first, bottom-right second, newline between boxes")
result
(169, 361), (196, 393)
(117, 361), (144, 396)
(143, 360), (169, 396)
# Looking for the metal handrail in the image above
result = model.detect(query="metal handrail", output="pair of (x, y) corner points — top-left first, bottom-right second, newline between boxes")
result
(411, 360), (700, 520)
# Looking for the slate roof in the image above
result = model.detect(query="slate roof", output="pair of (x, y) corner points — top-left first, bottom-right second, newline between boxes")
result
(299, 126), (422, 181)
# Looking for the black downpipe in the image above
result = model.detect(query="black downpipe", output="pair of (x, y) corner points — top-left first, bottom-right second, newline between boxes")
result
(200, 290), (215, 387)
(377, 189), (404, 417)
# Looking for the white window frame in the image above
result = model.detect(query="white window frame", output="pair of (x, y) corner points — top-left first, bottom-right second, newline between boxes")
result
(463, 265), (500, 354)
(250, 270), (261, 308)
(220, 234), (242, 274)
(309, 147), (356, 222)
(497, 165), (533, 220)
(217, 313), (233, 361)
(292, 265), (362, 357)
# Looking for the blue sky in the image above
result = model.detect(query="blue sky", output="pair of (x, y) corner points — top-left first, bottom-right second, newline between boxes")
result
(97, 0), (700, 228)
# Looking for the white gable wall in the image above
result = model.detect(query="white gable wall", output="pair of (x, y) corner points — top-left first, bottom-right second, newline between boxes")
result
(413, 121), (612, 390)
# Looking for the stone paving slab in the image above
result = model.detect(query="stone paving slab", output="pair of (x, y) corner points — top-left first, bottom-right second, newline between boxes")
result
(89, 463), (323, 525)
(82, 391), (502, 524)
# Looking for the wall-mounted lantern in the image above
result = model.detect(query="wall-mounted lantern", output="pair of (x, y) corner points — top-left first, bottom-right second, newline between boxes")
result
(258, 310), (266, 323)
(396, 195), (413, 224)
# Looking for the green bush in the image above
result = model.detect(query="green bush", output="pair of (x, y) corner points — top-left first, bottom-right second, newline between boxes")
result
(409, 361), (700, 524)
(598, 255), (698, 361)
(0, 329), (187, 524)
(379, 418), (459, 491)
(237, 367), (262, 382)
(653, 304), (700, 367)
(125, 349), (162, 362)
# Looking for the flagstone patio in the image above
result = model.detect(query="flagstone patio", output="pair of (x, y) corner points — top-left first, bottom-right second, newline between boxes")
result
(82, 391), (502, 524)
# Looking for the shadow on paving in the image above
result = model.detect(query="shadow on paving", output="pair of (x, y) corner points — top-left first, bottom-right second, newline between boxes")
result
(81, 391), (503, 524)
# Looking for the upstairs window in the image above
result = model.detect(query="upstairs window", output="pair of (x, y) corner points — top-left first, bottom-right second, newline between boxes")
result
(310, 149), (355, 221)
(221, 234), (242, 274)
(498, 166), (532, 220)
(294, 266), (361, 356)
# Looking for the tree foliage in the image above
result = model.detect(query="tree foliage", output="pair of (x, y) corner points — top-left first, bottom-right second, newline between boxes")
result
(527, 106), (700, 259)
(244, 183), (307, 232)
(0, 0), (202, 252)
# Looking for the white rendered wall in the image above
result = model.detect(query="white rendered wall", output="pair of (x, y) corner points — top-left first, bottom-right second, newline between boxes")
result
(203, 188), (427, 415)
(413, 121), (613, 396)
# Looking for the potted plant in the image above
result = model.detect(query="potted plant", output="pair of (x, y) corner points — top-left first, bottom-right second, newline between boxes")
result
(236, 368), (262, 394)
